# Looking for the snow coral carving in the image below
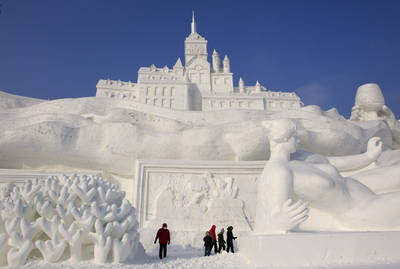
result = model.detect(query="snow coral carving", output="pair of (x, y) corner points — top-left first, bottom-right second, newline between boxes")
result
(0, 174), (141, 266)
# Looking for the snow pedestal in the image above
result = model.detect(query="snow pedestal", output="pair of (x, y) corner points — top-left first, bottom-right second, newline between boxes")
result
(239, 231), (400, 268)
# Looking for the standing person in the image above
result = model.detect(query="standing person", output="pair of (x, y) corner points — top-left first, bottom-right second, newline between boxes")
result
(154, 223), (170, 259)
(226, 226), (237, 253)
(209, 225), (217, 254)
(217, 228), (226, 253)
(203, 231), (214, 256)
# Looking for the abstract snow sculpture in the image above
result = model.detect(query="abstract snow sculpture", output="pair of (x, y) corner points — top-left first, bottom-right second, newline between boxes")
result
(35, 235), (67, 263)
(7, 240), (34, 267)
(0, 174), (142, 266)
(254, 118), (400, 234)
(113, 232), (140, 263)
(93, 234), (112, 264)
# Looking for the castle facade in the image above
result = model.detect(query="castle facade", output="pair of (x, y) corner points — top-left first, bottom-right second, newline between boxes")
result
(96, 13), (303, 111)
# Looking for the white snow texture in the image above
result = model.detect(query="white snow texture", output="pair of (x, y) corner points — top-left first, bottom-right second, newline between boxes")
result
(0, 174), (144, 266)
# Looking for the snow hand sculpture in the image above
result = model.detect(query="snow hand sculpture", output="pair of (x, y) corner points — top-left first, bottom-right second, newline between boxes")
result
(267, 199), (309, 234)
(0, 174), (142, 266)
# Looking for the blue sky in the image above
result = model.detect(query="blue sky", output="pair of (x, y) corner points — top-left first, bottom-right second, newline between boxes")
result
(1, 0), (399, 118)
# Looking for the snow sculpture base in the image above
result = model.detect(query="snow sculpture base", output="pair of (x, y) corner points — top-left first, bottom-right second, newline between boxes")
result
(239, 232), (400, 268)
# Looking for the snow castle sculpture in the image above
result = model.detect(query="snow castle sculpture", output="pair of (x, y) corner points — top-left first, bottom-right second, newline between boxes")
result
(95, 13), (303, 112)
(0, 174), (144, 266)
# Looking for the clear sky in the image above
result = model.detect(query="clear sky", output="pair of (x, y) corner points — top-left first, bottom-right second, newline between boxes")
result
(1, 0), (399, 118)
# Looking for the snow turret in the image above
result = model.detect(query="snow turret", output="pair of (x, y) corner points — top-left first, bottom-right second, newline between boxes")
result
(255, 80), (261, 92)
(223, 55), (230, 73)
(239, 77), (245, 93)
(212, 49), (221, 73)
(173, 58), (184, 69)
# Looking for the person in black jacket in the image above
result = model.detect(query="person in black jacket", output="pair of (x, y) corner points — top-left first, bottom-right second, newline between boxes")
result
(203, 231), (214, 256)
(217, 228), (226, 253)
(226, 226), (237, 253)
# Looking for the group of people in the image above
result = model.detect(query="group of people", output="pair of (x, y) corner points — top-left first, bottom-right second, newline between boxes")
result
(203, 225), (236, 256)
(153, 223), (237, 259)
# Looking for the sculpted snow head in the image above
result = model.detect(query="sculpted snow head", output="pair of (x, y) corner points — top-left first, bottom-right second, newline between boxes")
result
(262, 119), (298, 155)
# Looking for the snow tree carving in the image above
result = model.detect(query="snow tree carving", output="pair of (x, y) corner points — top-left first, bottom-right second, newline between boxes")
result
(0, 174), (143, 266)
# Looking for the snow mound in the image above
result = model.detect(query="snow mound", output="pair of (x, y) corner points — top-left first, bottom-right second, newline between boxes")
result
(0, 90), (44, 109)
(0, 91), (396, 176)
(0, 174), (145, 266)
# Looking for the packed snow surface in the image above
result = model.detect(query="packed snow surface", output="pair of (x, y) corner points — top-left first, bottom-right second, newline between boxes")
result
(17, 246), (400, 269)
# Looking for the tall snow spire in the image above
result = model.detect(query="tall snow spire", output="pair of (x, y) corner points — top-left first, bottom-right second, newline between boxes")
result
(212, 49), (220, 73)
(191, 11), (197, 34)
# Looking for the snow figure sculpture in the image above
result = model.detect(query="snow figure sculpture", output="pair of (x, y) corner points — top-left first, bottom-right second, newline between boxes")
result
(205, 176), (252, 230)
(254, 118), (400, 234)
(350, 83), (400, 146)
(0, 174), (144, 266)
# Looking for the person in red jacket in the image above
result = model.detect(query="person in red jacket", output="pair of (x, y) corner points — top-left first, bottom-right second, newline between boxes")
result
(154, 223), (170, 259)
(209, 225), (217, 254)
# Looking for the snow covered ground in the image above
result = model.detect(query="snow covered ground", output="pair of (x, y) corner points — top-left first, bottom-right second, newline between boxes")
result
(23, 245), (251, 269)
(21, 245), (400, 269)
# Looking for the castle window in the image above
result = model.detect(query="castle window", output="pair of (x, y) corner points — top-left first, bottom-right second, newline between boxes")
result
(171, 87), (176, 96)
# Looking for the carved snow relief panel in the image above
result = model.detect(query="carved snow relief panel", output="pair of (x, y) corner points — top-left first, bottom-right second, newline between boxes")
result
(133, 160), (265, 231)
